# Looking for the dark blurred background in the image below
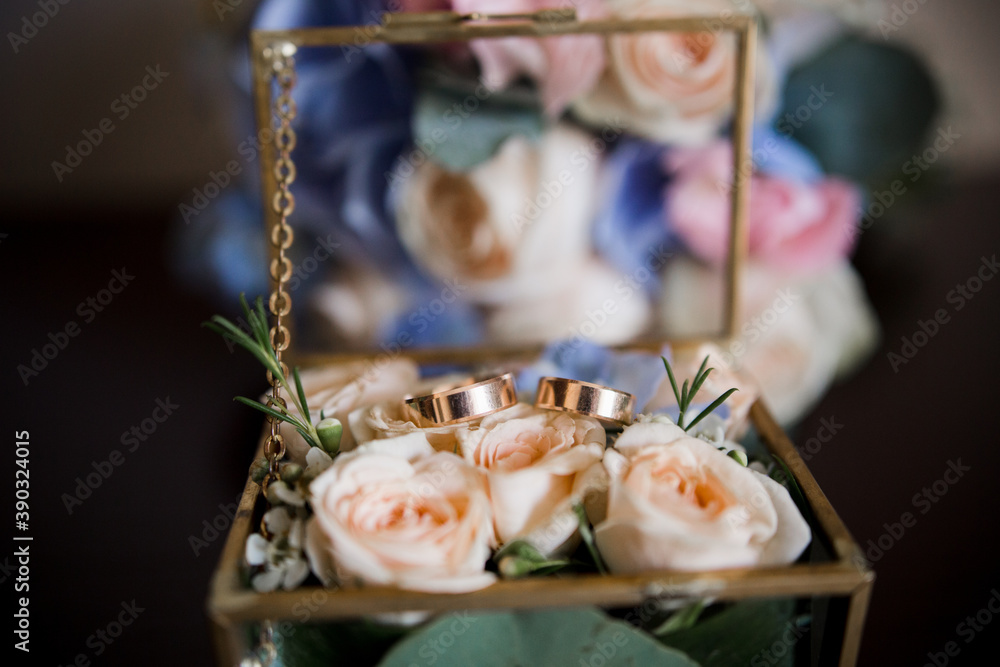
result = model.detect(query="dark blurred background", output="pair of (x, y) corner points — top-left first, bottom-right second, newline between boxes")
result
(2, 0), (999, 665)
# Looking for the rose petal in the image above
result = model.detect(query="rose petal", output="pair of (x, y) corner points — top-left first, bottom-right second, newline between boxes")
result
(752, 472), (812, 566)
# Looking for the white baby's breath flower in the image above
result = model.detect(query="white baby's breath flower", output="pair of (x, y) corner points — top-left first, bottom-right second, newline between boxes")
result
(245, 506), (310, 593)
(304, 447), (334, 479)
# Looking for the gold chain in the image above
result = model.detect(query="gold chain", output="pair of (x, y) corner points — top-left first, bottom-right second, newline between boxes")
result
(244, 42), (298, 667)
(260, 42), (297, 501)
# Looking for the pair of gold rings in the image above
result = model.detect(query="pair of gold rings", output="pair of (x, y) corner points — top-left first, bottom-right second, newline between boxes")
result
(402, 374), (635, 427)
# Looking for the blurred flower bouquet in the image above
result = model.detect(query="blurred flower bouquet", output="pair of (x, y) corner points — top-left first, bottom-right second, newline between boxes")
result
(181, 0), (938, 427)
(211, 296), (816, 666)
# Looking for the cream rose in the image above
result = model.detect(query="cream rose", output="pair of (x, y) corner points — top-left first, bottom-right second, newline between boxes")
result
(279, 359), (421, 463)
(394, 123), (599, 306)
(659, 257), (878, 423)
(594, 422), (810, 573)
(574, 0), (776, 145)
(457, 404), (607, 555)
(305, 434), (496, 593)
(485, 258), (652, 346)
(308, 265), (410, 348)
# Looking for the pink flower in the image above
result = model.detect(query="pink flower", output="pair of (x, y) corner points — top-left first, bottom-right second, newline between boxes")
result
(305, 434), (496, 592)
(666, 141), (860, 272)
(457, 404), (607, 555)
(593, 422), (810, 573)
(451, 0), (608, 115)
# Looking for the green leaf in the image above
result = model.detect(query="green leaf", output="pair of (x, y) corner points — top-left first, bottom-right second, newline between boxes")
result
(378, 608), (701, 667)
(660, 598), (804, 667)
(276, 619), (410, 667)
(413, 74), (545, 171)
(687, 359), (712, 405)
(662, 356), (682, 406)
(684, 388), (738, 432)
(292, 367), (312, 427)
(779, 36), (939, 188)
(493, 539), (548, 564)
(573, 503), (607, 575)
(234, 396), (310, 441)
(651, 600), (706, 637)
(497, 555), (571, 579)
(294, 425), (321, 451)
(770, 455), (814, 526)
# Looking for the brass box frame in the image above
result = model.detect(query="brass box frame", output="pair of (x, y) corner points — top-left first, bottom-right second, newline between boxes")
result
(207, 11), (874, 666)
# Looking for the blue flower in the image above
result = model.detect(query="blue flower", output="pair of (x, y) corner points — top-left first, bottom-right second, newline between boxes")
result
(253, 0), (417, 271)
(517, 341), (667, 410)
(591, 140), (682, 295)
(378, 289), (485, 350)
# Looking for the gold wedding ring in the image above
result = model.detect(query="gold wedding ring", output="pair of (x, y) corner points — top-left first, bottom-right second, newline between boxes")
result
(403, 373), (517, 426)
(535, 377), (635, 425)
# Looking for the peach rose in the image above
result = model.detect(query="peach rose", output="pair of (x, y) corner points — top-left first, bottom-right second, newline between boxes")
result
(594, 422), (810, 572)
(279, 359), (421, 463)
(348, 374), (482, 453)
(394, 123), (600, 306)
(666, 140), (860, 272)
(451, 0), (608, 115)
(457, 404), (607, 555)
(574, 0), (776, 144)
(305, 434), (496, 593)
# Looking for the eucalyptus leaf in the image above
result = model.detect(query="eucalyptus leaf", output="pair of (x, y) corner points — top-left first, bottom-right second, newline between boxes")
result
(378, 608), (701, 667)
(660, 598), (804, 667)
(412, 79), (545, 171)
(276, 619), (411, 667)
(779, 36), (939, 187)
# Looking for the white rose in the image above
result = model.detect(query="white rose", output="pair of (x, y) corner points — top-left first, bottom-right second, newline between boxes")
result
(659, 257), (877, 423)
(394, 124), (600, 306)
(594, 422), (810, 572)
(486, 258), (652, 345)
(305, 434), (496, 593)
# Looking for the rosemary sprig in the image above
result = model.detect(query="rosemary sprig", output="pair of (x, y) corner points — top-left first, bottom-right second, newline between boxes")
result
(661, 356), (738, 432)
(203, 294), (340, 454)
